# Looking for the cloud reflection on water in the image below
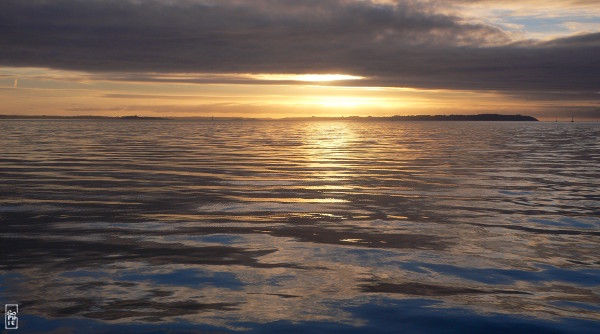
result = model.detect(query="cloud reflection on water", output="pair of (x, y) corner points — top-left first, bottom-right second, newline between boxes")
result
(0, 120), (599, 332)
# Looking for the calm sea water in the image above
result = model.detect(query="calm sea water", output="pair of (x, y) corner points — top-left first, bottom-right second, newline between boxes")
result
(1, 119), (599, 333)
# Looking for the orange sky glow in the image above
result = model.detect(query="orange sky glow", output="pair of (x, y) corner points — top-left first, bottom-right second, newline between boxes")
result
(1, 0), (599, 120)
(1, 67), (596, 121)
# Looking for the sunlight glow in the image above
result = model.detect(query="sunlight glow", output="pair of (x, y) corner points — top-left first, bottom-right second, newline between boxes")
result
(317, 97), (366, 108)
(305, 96), (393, 109)
(249, 74), (364, 82)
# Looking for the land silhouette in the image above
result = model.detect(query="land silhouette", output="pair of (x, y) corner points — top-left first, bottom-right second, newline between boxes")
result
(0, 114), (538, 121)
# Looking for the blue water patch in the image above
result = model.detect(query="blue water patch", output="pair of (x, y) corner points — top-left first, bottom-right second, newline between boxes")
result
(529, 217), (596, 229)
(537, 265), (600, 287)
(233, 298), (600, 334)
(265, 274), (297, 287)
(17, 298), (599, 334)
(499, 190), (533, 196)
(530, 218), (573, 228)
(334, 298), (600, 334)
(119, 268), (244, 290)
(342, 248), (403, 263)
(552, 301), (600, 313)
(15, 315), (232, 334)
(401, 262), (600, 286)
(400, 262), (534, 284)
(196, 234), (244, 245)
(558, 217), (597, 229)
(0, 272), (25, 294)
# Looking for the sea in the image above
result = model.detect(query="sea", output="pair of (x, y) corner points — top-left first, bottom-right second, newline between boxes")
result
(1, 119), (599, 333)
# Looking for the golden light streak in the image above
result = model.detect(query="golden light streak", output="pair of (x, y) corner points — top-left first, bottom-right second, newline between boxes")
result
(3, 66), (595, 120)
(248, 74), (365, 82)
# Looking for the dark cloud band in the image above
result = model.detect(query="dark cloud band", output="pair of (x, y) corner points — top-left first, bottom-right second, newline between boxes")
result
(1, 0), (599, 92)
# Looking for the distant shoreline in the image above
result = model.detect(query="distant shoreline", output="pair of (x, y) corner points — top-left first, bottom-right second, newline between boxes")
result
(285, 114), (539, 121)
(0, 114), (539, 121)
(0, 115), (170, 120)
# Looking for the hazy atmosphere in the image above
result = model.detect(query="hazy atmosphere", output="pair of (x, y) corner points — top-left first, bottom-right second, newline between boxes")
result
(1, 0), (599, 120)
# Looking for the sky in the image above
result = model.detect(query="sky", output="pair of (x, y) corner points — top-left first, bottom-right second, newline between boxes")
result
(0, 0), (599, 120)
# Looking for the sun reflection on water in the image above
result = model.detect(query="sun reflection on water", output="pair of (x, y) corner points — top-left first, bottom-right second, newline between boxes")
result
(0, 120), (599, 332)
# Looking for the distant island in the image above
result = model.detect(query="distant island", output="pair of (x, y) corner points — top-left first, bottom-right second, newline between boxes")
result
(0, 114), (538, 121)
(285, 114), (539, 121)
(389, 114), (538, 121)
(0, 115), (169, 120)
(119, 115), (168, 120)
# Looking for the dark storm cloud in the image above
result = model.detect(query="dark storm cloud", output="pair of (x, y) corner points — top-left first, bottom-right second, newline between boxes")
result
(0, 0), (599, 92)
(546, 106), (600, 120)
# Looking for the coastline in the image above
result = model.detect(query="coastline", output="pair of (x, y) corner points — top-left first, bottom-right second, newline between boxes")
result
(0, 113), (539, 121)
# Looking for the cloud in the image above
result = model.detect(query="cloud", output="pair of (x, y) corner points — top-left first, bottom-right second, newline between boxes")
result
(544, 106), (600, 119)
(0, 0), (598, 94)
